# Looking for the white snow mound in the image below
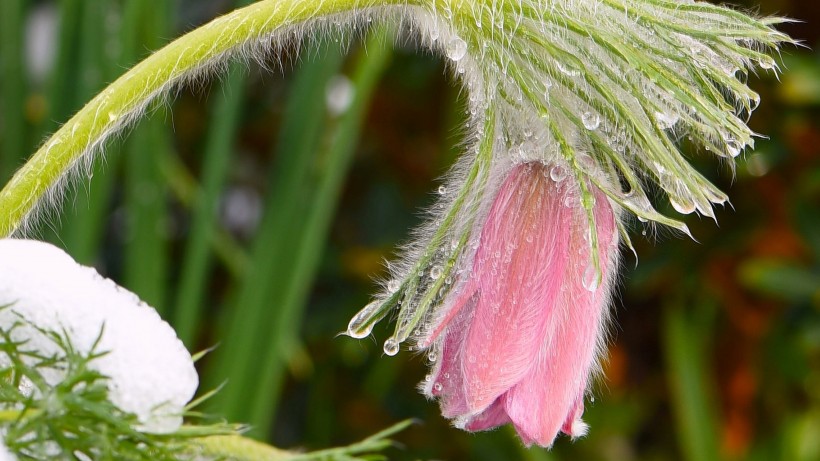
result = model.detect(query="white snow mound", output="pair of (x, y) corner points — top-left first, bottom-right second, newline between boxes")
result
(0, 239), (198, 433)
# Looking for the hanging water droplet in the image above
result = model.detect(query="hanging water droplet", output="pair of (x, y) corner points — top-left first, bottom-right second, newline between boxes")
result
(438, 185), (447, 195)
(670, 195), (696, 214)
(383, 337), (400, 356)
(725, 137), (743, 158)
(427, 350), (438, 362)
(582, 264), (600, 292)
(549, 165), (567, 182)
(582, 112), (600, 130)
(445, 37), (467, 62)
(347, 300), (380, 338)
(758, 56), (775, 70)
(429, 265), (443, 280)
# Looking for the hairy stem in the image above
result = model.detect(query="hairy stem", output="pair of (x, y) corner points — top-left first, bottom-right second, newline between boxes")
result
(0, 0), (407, 236)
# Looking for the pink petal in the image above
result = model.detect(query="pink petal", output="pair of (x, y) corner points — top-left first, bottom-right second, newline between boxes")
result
(423, 291), (478, 418)
(462, 398), (510, 431)
(460, 164), (572, 412)
(503, 184), (617, 447)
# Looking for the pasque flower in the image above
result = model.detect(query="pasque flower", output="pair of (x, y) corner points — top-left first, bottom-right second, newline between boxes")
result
(419, 162), (618, 446)
(346, 0), (791, 448)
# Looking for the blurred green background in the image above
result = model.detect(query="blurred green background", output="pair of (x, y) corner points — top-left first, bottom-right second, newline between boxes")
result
(0, 1), (818, 459)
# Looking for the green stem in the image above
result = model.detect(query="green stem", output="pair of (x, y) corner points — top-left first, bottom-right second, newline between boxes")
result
(0, 0), (408, 237)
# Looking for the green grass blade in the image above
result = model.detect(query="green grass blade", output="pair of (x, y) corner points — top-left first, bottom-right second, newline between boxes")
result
(59, 1), (121, 263)
(247, 26), (395, 436)
(121, 1), (175, 311)
(41, 0), (88, 136)
(160, 152), (250, 278)
(204, 39), (347, 428)
(172, 63), (246, 346)
(0, 0), (27, 184)
(663, 304), (721, 461)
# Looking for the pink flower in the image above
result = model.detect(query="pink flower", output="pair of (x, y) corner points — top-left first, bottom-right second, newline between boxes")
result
(419, 161), (619, 447)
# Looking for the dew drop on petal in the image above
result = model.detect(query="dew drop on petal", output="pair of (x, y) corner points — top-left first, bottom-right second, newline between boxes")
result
(347, 300), (379, 338)
(445, 37), (467, 61)
(549, 165), (567, 182)
(433, 382), (443, 393)
(582, 264), (600, 292)
(383, 337), (400, 356)
(582, 112), (600, 130)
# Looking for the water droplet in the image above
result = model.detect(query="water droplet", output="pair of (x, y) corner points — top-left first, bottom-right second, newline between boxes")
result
(347, 301), (380, 338)
(582, 112), (600, 130)
(387, 279), (400, 293)
(445, 37), (467, 61)
(670, 195), (696, 214)
(758, 56), (775, 70)
(433, 382), (443, 393)
(549, 165), (567, 182)
(429, 265), (443, 280)
(427, 350), (437, 362)
(725, 137), (743, 158)
(582, 264), (600, 292)
(383, 337), (400, 356)
(438, 185), (447, 195)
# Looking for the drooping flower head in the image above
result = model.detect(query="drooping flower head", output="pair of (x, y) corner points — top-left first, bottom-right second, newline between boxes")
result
(419, 162), (619, 446)
(344, 0), (791, 447)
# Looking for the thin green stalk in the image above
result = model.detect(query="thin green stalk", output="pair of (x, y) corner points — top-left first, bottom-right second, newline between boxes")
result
(663, 304), (721, 461)
(160, 153), (250, 278)
(249, 25), (395, 436)
(172, 64), (246, 345)
(43, 0), (83, 133)
(59, 1), (120, 263)
(204, 39), (347, 431)
(121, 1), (174, 311)
(172, 0), (255, 346)
(0, 0), (26, 184)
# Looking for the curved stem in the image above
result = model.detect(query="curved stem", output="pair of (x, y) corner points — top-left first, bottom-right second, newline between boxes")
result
(0, 0), (408, 236)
